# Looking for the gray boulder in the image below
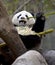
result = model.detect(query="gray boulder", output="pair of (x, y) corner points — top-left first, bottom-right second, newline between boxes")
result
(12, 50), (48, 65)
(44, 50), (55, 65)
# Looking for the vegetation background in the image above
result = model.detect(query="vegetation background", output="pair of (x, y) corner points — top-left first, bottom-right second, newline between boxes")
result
(3, 0), (55, 51)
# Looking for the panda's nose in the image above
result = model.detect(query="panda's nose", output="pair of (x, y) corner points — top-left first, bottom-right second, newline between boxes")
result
(21, 17), (25, 19)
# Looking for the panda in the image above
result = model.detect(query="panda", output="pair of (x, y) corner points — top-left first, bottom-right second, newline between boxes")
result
(12, 10), (45, 50)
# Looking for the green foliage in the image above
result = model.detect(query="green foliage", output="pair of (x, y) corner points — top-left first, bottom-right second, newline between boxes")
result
(3, 0), (55, 15)
(3, 0), (19, 15)
(44, 0), (54, 11)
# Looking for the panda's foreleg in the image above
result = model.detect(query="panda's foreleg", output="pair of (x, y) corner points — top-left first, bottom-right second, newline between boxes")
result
(32, 12), (46, 33)
(31, 13), (46, 50)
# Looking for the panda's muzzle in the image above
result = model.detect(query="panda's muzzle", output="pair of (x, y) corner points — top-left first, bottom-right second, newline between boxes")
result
(19, 20), (26, 24)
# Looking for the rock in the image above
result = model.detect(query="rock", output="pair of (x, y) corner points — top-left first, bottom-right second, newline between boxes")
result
(44, 50), (55, 65)
(12, 50), (48, 65)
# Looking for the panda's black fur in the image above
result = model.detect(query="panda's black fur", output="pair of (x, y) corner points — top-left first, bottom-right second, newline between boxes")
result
(19, 12), (46, 50)
(32, 13), (45, 33)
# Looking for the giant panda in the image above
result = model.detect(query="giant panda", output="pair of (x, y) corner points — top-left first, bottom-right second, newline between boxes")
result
(12, 10), (45, 50)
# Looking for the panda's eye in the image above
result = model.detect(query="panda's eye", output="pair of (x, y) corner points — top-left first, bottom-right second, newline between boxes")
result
(17, 14), (21, 18)
(25, 15), (29, 20)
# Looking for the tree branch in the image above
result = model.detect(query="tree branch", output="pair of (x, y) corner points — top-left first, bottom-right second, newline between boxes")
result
(0, 0), (26, 60)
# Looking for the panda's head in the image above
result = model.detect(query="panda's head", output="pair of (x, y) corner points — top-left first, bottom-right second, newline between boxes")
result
(12, 11), (35, 26)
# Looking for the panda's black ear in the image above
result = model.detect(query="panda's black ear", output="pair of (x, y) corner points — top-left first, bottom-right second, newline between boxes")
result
(17, 14), (21, 18)
(30, 12), (34, 17)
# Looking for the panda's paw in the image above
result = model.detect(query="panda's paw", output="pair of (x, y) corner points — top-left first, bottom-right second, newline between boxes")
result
(36, 12), (44, 18)
(36, 12), (46, 22)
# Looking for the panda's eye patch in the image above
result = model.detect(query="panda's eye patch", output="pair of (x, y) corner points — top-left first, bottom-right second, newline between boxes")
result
(17, 14), (21, 18)
(25, 15), (29, 20)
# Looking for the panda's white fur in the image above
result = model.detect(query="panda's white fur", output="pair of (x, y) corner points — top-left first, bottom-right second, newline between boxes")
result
(15, 26), (37, 35)
(12, 10), (35, 26)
